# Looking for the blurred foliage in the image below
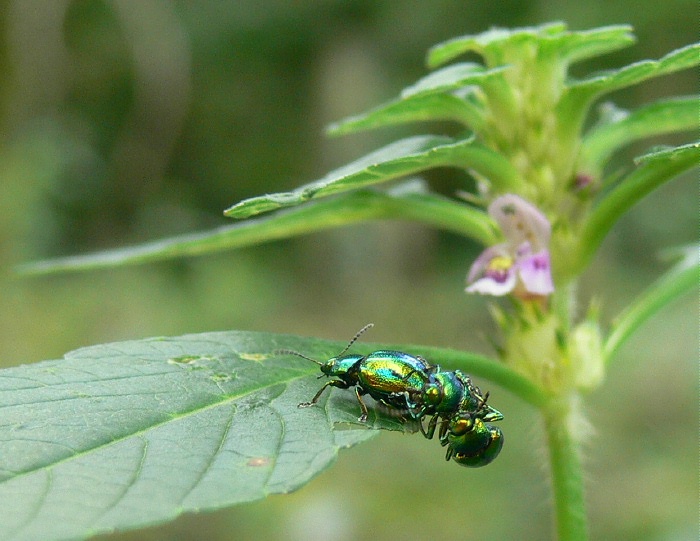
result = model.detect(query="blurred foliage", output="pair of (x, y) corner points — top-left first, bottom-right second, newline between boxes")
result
(0, 1), (695, 540)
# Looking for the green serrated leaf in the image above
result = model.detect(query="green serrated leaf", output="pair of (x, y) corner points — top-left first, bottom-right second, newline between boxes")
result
(0, 331), (386, 541)
(580, 96), (699, 174)
(570, 142), (700, 275)
(20, 186), (499, 275)
(19, 191), (395, 275)
(555, 44), (700, 166)
(604, 244), (698, 364)
(549, 25), (635, 64)
(0, 329), (543, 540)
(633, 140), (700, 164)
(564, 43), (700, 110)
(327, 90), (485, 136)
(225, 135), (521, 219)
(225, 135), (450, 218)
(427, 22), (566, 68)
(428, 24), (634, 70)
(400, 63), (509, 98)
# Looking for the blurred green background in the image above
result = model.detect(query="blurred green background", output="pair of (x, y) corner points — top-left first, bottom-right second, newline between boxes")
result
(0, 1), (696, 540)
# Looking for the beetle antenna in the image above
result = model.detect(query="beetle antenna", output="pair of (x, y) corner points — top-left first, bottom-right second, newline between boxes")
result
(274, 349), (323, 366)
(275, 323), (373, 365)
(337, 323), (374, 357)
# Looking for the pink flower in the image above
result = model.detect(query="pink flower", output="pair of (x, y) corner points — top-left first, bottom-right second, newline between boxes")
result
(466, 194), (554, 297)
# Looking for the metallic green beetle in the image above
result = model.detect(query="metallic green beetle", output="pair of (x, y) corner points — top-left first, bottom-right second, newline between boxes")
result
(279, 324), (505, 468)
(441, 411), (504, 467)
(277, 324), (438, 421)
(415, 371), (502, 439)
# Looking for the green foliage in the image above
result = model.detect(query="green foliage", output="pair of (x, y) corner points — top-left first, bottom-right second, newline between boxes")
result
(6, 20), (699, 541)
(20, 183), (499, 274)
(326, 89), (486, 134)
(0, 332), (382, 540)
(424, 24), (635, 68)
(603, 244), (698, 363)
(224, 135), (521, 218)
(570, 142), (700, 276)
(580, 96), (699, 176)
(21, 24), (698, 282)
(1, 329), (549, 540)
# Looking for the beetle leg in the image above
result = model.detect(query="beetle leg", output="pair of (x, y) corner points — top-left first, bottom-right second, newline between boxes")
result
(438, 417), (450, 445)
(397, 391), (422, 418)
(298, 379), (350, 408)
(420, 414), (439, 439)
(444, 444), (454, 462)
(354, 386), (370, 422)
(402, 368), (430, 383)
(406, 400), (425, 420)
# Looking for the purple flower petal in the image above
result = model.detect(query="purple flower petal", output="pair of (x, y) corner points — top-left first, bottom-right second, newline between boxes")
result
(517, 250), (554, 295)
(466, 195), (555, 298)
(488, 194), (551, 250)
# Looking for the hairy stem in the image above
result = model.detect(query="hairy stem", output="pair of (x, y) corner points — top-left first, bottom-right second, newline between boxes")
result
(543, 395), (589, 541)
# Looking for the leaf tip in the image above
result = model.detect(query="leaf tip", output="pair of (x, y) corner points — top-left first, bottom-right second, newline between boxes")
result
(224, 197), (281, 219)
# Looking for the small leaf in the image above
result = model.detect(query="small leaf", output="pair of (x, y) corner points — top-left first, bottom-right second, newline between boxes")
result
(604, 244), (698, 363)
(427, 24), (634, 70)
(571, 142), (700, 275)
(225, 135), (522, 219)
(550, 25), (635, 65)
(20, 185), (499, 275)
(580, 96), (699, 174)
(633, 140), (700, 165)
(427, 22), (566, 68)
(563, 43), (700, 112)
(327, 90), (485, 136)
(226, 135), (450, 218)
(555, 44), (699, 176)
(400, 63), (509, 98)
(0, 331), (386, 541)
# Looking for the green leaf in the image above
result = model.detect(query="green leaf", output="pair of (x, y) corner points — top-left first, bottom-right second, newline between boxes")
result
(555, 45), (699, 160)
(225, 135), (522, 219)
(579, 96), (700, 175)
(559, 43), (700, 129)
(551, 25), (635, 65)
(427, 22), (566, 68)
(327, 24), (634, 139)
(571, 142), (700, 275)
(327, 90), (485, 136)
(400, 63), (508, 98)
(604, 245), (698, 364)
(0, 331), (399, 541)
(633, 140), (700, 165)
(428, 23), (635, 69)
(20, 185), (498, 275)
(0, 330), (542, 540)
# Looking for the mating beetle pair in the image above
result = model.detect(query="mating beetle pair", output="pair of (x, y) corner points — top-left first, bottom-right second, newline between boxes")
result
(277, 324), (504, 468)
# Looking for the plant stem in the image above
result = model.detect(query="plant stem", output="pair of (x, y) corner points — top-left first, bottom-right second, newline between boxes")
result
(543, 395), (589, 541)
